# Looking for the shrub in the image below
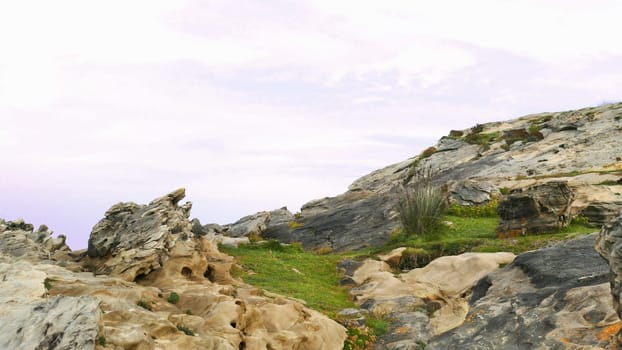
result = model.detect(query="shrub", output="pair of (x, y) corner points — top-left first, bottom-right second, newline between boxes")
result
(167, 292), (180, 304)
(137, 300), (152, 311)
(398, 169), (447, 238)
(97, 336), (106, 346)
(177, 325), (195, 336)
(44, 278), (52, 290)
(399, 247), (433, 270)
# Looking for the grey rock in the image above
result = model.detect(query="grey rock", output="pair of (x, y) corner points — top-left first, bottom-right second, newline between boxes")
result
(581, 201), (622, 227)
(224, 207), (293, 238)
(496, 181), (575, 236)
(449, 180), (495, 206)
(263, 191), (400, 251)
(428, 234), (614, 350)
(0, 218), (71, 263)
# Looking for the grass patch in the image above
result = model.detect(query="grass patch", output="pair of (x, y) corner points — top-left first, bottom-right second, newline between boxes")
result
(137, 300), (152, 311)
(382, 215), (596, 262)
(177, 325), (195, 336)
(446, 200), (498, 218)
(220, 243), (355, 317)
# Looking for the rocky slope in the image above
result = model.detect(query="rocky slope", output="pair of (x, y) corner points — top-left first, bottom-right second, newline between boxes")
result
(225, 102), (622, 251)
(0, 190), (346, 350)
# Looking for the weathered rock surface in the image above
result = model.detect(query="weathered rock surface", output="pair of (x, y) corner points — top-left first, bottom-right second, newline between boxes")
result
(496, 181), (575, 236)
(583, 201), (622, 227)
(596, 214), (622, 348)
(428, 234), (617, 350)
(342, 252), (515, 349)
(0, 218), (72, 264)
(1, 189), (347, 350)
(224, 207), (293, 238)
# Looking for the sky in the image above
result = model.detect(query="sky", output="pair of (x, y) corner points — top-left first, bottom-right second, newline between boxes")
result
(1, 0), (621, 249)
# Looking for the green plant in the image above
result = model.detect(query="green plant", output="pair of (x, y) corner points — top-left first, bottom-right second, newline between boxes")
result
(177, 325), (195, 336)
(343, 321), (377, 350)
(167, 292), (180, 304)
(446, 199), (499, 218)
(527, 123), (540, 134)
(366, 317), (389, 336)
(499, 187), (510, 195)
(398, 247), (432, 270)
(185, 309), (193, 315)
(98, 336), (106, 346)
(137, 300), (152, 311)
(44, 278), (52, 290)
(398, 168), (447, 239)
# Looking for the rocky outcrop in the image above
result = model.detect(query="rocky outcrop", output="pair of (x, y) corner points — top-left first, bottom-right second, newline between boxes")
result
(224, 207), (293, 238)
(1, 189), (347, 350)
(429, 234), (617, 349)
(340, 251), (515, 349)
(0, 218), (72, 264)
(263, 190), (400, 251)
(596, 214), (622, 347)
(231, 102), (622, 252)
(496, 181), (575, 237)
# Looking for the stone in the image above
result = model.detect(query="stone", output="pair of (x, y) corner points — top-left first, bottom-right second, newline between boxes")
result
(428, 234), (615, 350)
(0, 218), (72, 264)
(449, 180), (496, 206)
(581, 201), (622, 227)
(346, 252), (515, 348)
(496, 181), (575, 236)
(224, 207), (293, 238)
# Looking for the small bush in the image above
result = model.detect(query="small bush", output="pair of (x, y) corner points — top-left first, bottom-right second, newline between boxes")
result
(137, 300), (152, 311)
(343, 321), (377, 350)
(177, 325), (195, 336)
(398, 169), (447, 238)
(167, 292), (180, 304)
(44, 278), (52, 290)
(97, 336), (106, 346)
(499, 187), (510, 195)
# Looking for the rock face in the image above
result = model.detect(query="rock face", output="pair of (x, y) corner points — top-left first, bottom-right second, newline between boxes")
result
(1, 190), (347, 350)
(596, 214), (622, 347)
(340, 251), (516, 349)
(583, 201), (622, 227)
(428, 234), (617, 349)
(496, 181), (575, 236)
(0, 218), (72, 264)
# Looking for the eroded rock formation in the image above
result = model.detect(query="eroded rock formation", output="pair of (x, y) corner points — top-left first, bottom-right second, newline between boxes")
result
(0, 190), (346, 350)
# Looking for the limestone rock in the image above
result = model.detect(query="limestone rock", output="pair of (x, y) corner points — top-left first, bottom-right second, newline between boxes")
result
(429, 234), (616, 350)
(496, 181), (575, 236)
(0, 262), (100, 350)
(596, 215), (622, 322)
(345, 252), (515, 349)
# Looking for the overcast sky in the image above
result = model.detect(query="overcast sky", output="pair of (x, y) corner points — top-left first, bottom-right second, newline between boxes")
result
(1, 0), (621, 249)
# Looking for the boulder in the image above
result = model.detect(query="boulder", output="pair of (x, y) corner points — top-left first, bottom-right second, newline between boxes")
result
(428, 234), (616, 350)
(581, 201), (622, 227)
(449, 180), (496, 206)
(224, 207), (293, 238)
(496, 181), (575, 237)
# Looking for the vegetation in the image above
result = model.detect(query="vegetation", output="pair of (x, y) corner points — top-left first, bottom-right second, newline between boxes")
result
(167, 292), (180, 304)
(446, 199), (498, 218)
(137, 300), (152, 311)
(343, 322), (377, 350)
(464, 131), (500, 149)
(220, 242), (355, 317)
(44, 278), (52, 290)
(398, 169), (447, 239)
(98, 336), (106, 346)
(177, 325), (195, 336)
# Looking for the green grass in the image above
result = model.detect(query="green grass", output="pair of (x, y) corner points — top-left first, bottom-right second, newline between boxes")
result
(381, 215), (596, 259)
(220, 242), (355, 317)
